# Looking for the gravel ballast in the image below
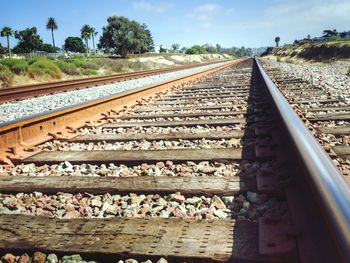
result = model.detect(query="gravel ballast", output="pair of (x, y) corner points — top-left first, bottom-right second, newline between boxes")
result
(0, 62), (230, 124)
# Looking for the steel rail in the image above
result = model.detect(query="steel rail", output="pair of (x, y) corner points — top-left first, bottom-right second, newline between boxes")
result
(0, 61), (224, 103)
(255, 58), (350, 262)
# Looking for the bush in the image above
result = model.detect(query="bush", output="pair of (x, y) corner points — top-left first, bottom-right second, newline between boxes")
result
(0, 59), (28, 74)
(54, 60), (80, 75)
(347, 67), (350, 76)
(72, 58), (87, 67)
(82, 60), (100, 70)
(81, 68), (98, 75)
(0, 64), (14, 87)
(276, 57), (281, 62)
(27, 59), (62, 79)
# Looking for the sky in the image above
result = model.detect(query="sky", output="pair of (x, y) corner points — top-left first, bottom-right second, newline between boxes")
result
(0, 0), (349, 49)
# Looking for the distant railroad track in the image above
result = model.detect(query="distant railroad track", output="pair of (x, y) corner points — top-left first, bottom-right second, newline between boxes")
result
(0, 61), (223, 103)
(0, 58), (349, 262)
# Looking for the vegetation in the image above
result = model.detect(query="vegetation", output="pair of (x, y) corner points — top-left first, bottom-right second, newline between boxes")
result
(98, 16), (154, 57)
(0, 26), (14, 57)
(0, 64), (14, 87)
(81, 24), (93, 56)
(46, 17), (58, 49)
(64, 37), (86, 53)
(186, 45), (208, 54)
(0, 43), (6, 54)
(275, 36), (280, 47)
(13, 27), (43, 53)
(27, 59), (62, 79)
(54, 60), (79, 75)
(0, 58), (28, 74)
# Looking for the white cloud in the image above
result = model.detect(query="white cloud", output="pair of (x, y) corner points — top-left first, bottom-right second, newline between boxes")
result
(133, 0), (171, 13)
(189, 3), (221, 22)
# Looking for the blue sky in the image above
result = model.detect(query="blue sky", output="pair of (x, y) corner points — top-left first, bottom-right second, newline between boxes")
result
(1, 0), (349, 49)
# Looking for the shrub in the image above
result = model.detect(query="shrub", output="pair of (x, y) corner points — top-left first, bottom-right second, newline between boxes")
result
(72, 58), (87, 67)
(276, 57), (281, 62)
(54, 60), (80, 75)
(82, 60), (100, 70)
(347, 67), (350, 76)
(0, 64), (14, 87)
(81, 68), (98, 75)
(27, 59), (62, 79)
(0, 59), (28, 74)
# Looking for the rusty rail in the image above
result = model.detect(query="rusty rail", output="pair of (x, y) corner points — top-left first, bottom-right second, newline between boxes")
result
(0, 61), (224, 103)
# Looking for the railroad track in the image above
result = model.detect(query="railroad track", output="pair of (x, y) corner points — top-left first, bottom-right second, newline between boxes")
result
(0, 61), (223, 103)
(0, 58), (349, 263)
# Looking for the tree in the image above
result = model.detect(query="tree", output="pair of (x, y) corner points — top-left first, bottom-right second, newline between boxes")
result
(64, 37), (85, 53)
(1, 26), (14, 57)
(275, 36), (280, 47)
(185, 45), (207, 54)
(171, 43), (180, 52)
(142, 24), (154, 52)
(216, 44), (222, 53)
(0, 43), (7, 54)
(98, 16), (154, 57)
(13, 27), (43, 53)
(90, 27), (98, 51)
(322, 29), (338, 38)
(46, 17), (58, 49)
(81, 24), (93, 56)
(41, 43), (56, 52)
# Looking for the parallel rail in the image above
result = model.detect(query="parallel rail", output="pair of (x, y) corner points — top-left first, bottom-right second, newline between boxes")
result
(0, 61), (223, 103)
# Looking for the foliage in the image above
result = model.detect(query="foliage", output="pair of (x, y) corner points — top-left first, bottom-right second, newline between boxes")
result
(185, 45), (208, 54)
(27, 59), (61, 79)
(275, 36), (280, 47)
(0, 43), (7, 54)
(64, 37), (86, 53)
(81, 68), (98, 75)
(1, 26), (15, 56)
(81, 24), (93, 55)
(72, 58), (88, 67)
(54, 60), (79, 75)
(98, 16), (154, 57)
(142, 24), (154, 52)
(0, 64), (14, 87)
(46, 17), (58, 48)
(171, 43), (180, 52)
(0, 58), (28, 74)
(328, 35), (344, 41)
(276, 57), (281, 62)
(41, 43), (57, 53)
(323, 29), (337, 38)
(13, 27), (43, 53)
(159, 45), (167, 53)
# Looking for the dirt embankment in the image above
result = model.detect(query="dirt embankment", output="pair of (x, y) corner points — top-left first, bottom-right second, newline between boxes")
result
(0, 53), (232, 88)
(262, 41), (350, 62)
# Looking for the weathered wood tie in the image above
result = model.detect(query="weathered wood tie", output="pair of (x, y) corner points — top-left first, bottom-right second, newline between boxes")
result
(0, 215), (257, 262)
(102, 118), (246, 128)
(71, 130), (245, 142)
(309, 113), (350, 122)
(134, 104), (248, 112)
(118, 110), (248, 120)
(317, 126), (350, 135)
(0, 176), (248, 195)
(21, 148), (249, 165)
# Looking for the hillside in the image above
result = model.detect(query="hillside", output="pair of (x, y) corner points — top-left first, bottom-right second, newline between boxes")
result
(0, 53), (232, 88)
(262, 41), (350, 62)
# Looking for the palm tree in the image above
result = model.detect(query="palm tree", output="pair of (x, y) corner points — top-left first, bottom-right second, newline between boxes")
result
(275, 36), (281, 47)
(90, 27), (98, 51)
(0, 26), (14, 57)
(46, 17), (58, 49)
(81, 25), (92, 56)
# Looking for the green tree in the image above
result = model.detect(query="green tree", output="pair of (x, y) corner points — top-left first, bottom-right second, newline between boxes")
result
(99, 16), (153, 57)
(323, 29), (337, 38)
(275, 36), (280, 47)
(142, 23), (154, 52)
(1, 26), (14, 57)
(171, 43), (180, 52)
(13, 27), (43, 53)
(64, 37), (85, 53)
(0, 43), (7, 54)
(41, 43), (56, 53)
(81, 24), (93, 56)
(185, 45), (207, 54)
(90, 27), (98, 51)
(46, 17), (58, 49)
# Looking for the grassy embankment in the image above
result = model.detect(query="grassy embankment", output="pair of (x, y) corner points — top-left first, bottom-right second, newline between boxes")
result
(0, 53), (232, 88)
(263, 40), (350, 63)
